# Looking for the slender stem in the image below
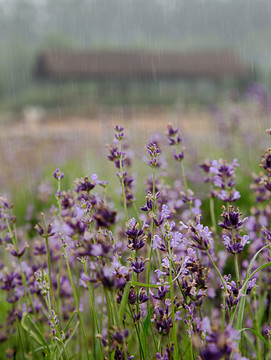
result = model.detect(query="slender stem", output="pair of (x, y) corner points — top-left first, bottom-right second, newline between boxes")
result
(209, 196), (217, 240)
(41, 213), (56, 311)
(16, 315), (26, 360)
(168, 247), (179, 359)
(83, 262), (103, 359)
(147, 166), (156, 294)
(6, 219), (41, 327)
(82, 263), (100, 333)
(206, 250), (227, 293)
(132, 201), (141, 223)
(57, 179), (63, 316)
(138, 320), (152, 360)
(144, 167), (159, 355)
(189, 327), (194, 360)
(65, 250), (90, 360)
(253, 291), (262, 358)
(104, 289), (114, 358)
(56, 249), (63, 315)
(118, 141), (128, 222)
(234, 255), (240, 283)
(45, 294), (69, 360)
(180, 160), (193, 218)
(206, 250), (227, 332)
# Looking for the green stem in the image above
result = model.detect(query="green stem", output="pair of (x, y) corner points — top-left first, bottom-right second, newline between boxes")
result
(147, 166), (156, 295)
(83, 262), (103, 359)
(189, 327), (194, 360)
(234, 255), (240, 283)
(45, 294), (69, 360)
(253, 291), (262, 358)
(57, 179), (63, 317)
(118, 141), (128, 222)
(6, 219), (41, 327)
(180, 160), (193, 219)
(41, 213), (56, 310)
(209, 196), (217, 234)
(132, 201), (141, 223)
(104, 289), (114, 357)
(16, 315), (26, 360)
(206, 250), (227, 332)
(65, 250), (90, 360)
(168, 250), (179, 359)
(127, 303), (144, 360)
(56, 249), (63, 316)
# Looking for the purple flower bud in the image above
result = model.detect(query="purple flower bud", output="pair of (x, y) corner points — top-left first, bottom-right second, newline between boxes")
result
(53, 168), (64, 181)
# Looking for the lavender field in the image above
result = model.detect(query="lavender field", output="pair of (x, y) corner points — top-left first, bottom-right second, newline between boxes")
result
(1, 86), (271, 360)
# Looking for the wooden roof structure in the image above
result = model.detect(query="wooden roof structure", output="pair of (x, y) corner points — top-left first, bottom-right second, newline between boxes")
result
(34, 50), (249, 81)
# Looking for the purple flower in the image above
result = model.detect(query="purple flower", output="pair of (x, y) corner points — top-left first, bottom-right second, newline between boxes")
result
(6, 242), (28, 258)
(181, 216), (212, 251)
(152, 303), (172, 335)
(150, 283), (170, 300)
(264, 325), (271, 337)
(173, 149), (184, 161)
(222, 234), (250, 255)
(53, 168), (64, 181)
(217, 189), (241, 202)
(138, 289), (150, 303)
(48, 310), (59, 336)
(246, 277), (258, 294)
(171, 232), (182, 248)
(152, 235), (166, 252)
(129, 257), (147, 274)
(126, 218), (146, 251)
(219, 206), (247, 230)
(209, 159), (240, 201)
(161, 204), (170, 220)
(114, 125), (124, 140)
(75, 177), (96, 193)
(147, 142), (160, 167)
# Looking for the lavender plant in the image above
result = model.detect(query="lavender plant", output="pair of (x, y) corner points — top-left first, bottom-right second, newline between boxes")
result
(1, 123), (271, 360)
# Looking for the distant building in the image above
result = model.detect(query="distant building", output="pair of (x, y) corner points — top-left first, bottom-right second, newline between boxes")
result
(34, 49), (249, 82)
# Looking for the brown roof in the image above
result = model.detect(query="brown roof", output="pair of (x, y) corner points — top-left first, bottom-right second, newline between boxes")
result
(34, 50), (249, 80)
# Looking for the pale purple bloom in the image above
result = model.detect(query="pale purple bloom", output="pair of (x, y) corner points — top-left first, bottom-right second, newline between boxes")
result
(222, 235), (250, 254)
(218, 189), (241, 202)
(90, 244), (103, 257)
(161, 204), (170, 220)
(161, 257), (169, 269)
(171, 232), (182, 248)
(246, 277), (258, 294)
(154, 269), (167, 278)
(152, 235), (163, 251)
(53, 168), (64, 181)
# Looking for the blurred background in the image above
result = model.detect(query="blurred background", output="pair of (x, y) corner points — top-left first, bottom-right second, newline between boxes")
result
(1, 0), (271, 110)
(1, 0), (271, 216)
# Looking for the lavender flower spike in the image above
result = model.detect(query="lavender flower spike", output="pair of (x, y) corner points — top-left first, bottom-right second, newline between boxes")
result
(53, 168), (64, 181)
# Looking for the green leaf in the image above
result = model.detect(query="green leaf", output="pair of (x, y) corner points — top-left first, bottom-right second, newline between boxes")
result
(64, 310), (76, 333)
(119, 283), (130, 323)
(243, 331), (256, 354)
(21, 313), (49, 351)
(240, 328), (271, 350)
(143, 311), (151, 336)
(64, 321), (79, 348)
(235, 244), (271, 330)
(70, 353), (79, 360)
(248, 262), (271, 283)
(32, 346), (48, 354)
(259, 291), (268, 325)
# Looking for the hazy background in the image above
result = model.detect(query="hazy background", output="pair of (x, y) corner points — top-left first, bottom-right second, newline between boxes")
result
(0, 0), (271, 110)
(1, 0), (271, 206)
